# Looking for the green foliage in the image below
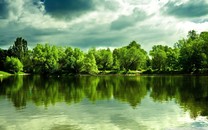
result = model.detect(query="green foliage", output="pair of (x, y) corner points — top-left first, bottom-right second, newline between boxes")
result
(177, 31), (208, 73)
(0, 49), (7, 70)
(1, 31), (208, 75)
(8, 37), (28, 62)
(83, 52), (98, 74)
(32, 44), (59, 74)
(22, 50), (33, 73)
(91, 48), (113, 70)
(150, 45), (179, 71)
(5, 56), (23, 73)
(114, 41), (148, 71)
(64, 48), (85, 74)
(187, 30), (198, 41)
(150, 45), (167, 71)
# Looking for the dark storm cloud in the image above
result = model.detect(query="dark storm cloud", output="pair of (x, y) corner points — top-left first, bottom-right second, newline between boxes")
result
(110, 9), (147, 30)
(191, 18), (208, 23)
(162, 0), (208, 18)
(0, 0), (8, 19)
(43, 0), (95, 19)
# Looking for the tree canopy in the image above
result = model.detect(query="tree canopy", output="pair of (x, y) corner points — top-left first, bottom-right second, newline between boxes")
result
(5, 56), (23, 73)
(0, 30), (208, 74)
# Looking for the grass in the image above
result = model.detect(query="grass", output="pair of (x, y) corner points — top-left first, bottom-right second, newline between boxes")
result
(0, 71), (28, 76)
(0, 71), (12, 76)
(98, 70), (141, 75)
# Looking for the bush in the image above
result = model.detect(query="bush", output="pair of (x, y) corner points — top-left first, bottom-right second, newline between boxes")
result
(5, 56), (23, 73)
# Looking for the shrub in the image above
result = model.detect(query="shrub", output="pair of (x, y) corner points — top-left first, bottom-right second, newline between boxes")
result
(5, 56), (23, 73)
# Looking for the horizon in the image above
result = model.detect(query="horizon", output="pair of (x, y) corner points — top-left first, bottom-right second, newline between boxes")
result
(0, 0), (208, 51)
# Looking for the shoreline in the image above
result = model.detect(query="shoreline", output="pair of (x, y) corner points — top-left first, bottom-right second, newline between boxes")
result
(1, 70), (208, 77)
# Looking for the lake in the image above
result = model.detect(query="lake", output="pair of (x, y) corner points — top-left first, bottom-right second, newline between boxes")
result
(0, 75), (208, 130)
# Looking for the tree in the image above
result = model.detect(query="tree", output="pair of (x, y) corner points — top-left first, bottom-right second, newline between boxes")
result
(200, 32), (208, 42)
(177, 31), (208, 73)
(8, 37), (28, 62)
(32, 44), (59, 74)
(0, 49), (8, 71)
(150, 45), (179, 71)
(166, 48), (179, 71)
(112, 49), (120, 70)
(92, 48), (113, 70)
(72, 48), (85, 73)
(200, 32), (208, 69)
(187, 30), (198, 41)
(5, 56), (23, 73)
(115, 41), (147, 71)
(150, 46), (167, 71)
(83, 52), (98, 74)
(22, 50), (33, 73)
(64, 48), (85, 74)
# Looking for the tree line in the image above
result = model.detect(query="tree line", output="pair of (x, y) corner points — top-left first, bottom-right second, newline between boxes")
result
(0, 30), (208, 74)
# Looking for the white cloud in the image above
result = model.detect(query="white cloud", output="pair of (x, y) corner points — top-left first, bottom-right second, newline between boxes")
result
(0, 0), (208, 52)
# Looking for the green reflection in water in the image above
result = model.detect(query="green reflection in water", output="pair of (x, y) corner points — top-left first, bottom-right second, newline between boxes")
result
(0, 75), (208, 118)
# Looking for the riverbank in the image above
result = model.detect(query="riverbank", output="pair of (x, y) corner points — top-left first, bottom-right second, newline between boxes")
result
(1, 70), (208, 77)
(0, 71), (30, 77)
(0, 71), (12, 76)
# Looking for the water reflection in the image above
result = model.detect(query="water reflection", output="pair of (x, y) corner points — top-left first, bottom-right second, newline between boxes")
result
(0, 75), (208, 118)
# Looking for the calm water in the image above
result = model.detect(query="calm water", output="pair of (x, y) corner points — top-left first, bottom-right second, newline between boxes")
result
(0, 75), (208, 130)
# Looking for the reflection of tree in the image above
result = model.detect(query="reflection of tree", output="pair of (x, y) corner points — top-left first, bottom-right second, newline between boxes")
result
(148, 76), (208, 118)
(150, 76), (179, 102)
(176, 76), (208, 118)
(0, 76), (26, 108)
(0, 76), (148, 109)
(113, 76), (147, 108)
(0, 75), (208, 119)
(31, 76), (65, 106)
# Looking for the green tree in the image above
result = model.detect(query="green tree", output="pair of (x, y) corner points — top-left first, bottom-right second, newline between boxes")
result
(0, 49), (7, 71)
(64, 48), (85, 74)
(83, 52), (98, 74)
(150, 46), (167, 71)
(178, 31), (207, 72)
(8, 37), (28, 62)
(115, 41), (147, 71)
(93, 48), (113, 70)
(56, 47), (66, 73)
(187, 30), (198, 41)
(150, 45), (178, 71)
(32, 44), (59, 74)
(5, 56), (23, 73)
(166, 48), (180, 71)
(200, 32), (208, 42)
(72, 48), (85, 73)
(200, 32), (208, 69)
(112, 49), (120, 70)
(22, 50), (33, 73)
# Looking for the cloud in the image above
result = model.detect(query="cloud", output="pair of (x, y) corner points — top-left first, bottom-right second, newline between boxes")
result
(43, 0), (95, 19)
(0, 0), (208, 52)
(162, 0), (208, 18)
(110, 8), (148, 30)
(0, 0), (9, 19)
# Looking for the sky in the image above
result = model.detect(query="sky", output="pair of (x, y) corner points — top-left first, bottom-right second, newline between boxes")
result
(0, 0), (208, 51)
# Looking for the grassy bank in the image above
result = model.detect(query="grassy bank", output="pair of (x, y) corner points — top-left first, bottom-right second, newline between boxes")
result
(0, 71), (29, 77)
(0, 71), (12, 76)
